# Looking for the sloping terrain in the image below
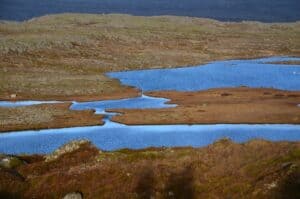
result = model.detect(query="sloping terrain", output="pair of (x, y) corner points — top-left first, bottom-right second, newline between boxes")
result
(1, 14), (300, 101)
(0, 139), (299, 198)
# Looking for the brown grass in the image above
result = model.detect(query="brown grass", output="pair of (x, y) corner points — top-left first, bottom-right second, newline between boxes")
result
(0, 103), (104, 132)
(0, 139), (300, 198)
(110, 87), (300, 124)
(1, 14), (300, 101)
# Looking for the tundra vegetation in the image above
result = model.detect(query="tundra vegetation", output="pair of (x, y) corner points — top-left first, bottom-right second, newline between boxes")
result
(1, 14), (300, 101)
(0, 139), (300, 198)
(110, 87), (300, 125)
(0, 14), (300, 130)
(1, 14), (300, 198)
(0, 103), (103, 132)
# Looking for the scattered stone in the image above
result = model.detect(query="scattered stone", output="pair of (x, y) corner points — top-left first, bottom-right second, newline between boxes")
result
(281, 162), (293, 169)
(168, 191), (174, 196)
(213, 137), (232, 145)
(0, 154), (24, 169)
(62, 192), (83, 199)
(10, 94), (17, 99)
(45, 140), (90, 162)
(265, 181), (277, 190)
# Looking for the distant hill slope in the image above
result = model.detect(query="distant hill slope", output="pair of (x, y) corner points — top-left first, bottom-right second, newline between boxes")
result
(0, 0), (300, 22)
(0, 14), (300, 102)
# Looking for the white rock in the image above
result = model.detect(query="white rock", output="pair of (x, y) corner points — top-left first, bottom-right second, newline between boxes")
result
(62, 192), (83, 199)
(168, 191), (174, 196)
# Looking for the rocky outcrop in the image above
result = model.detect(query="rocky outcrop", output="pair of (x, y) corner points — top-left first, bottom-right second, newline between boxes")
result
(0, 154), (24, 169)
(1, 139), (300, 198)
(45, 140), (91, 162)
(62, 192), (83, 199)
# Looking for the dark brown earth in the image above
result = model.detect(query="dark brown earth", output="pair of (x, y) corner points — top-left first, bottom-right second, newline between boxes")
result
(110, 87), (300, 125)
(0, 139), (300, 199)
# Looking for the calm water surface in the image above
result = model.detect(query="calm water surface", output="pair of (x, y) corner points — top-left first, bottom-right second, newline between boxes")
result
(1, 0), (300, 22)
(108, 57), (300, 91)
(0, 57), (300, 154)
(1, 123), (300, 154)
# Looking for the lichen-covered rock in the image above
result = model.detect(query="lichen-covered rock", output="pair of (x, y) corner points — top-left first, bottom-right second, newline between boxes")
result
(45, 140), (91, 162)
(62, 192), (83, 199)
(0, 154), (24, 169)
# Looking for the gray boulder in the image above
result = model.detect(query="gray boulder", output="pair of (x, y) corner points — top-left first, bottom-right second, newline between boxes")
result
(62, 192), (83, 199)
(0, 154), (24, 169)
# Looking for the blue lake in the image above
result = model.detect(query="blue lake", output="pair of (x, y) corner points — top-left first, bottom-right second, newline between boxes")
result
(70, 94), (176, 114)
(108, 57), (300, 92)
(0, 57), (300, 154)
(1, 123), (300, 154)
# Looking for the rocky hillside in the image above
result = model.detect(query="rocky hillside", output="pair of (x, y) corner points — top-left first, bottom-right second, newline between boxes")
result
(1, 139), (299, 198)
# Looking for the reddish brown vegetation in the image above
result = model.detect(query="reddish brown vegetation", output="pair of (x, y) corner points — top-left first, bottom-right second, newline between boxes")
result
(1, 139), (300, 198)
(110, 87), (300, 125)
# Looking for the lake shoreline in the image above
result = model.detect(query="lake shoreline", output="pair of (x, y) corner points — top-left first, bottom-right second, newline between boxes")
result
(1, 14), (300, 103)
(0, 103), (104, 132)
(111, 87), (300, 125)
(1, 86), (300, 132)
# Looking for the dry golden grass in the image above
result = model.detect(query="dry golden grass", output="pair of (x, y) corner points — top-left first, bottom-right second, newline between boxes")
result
(0, 103), (103, 132)
(1, 14), (300, 101)
(1, 14), (300, 131)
